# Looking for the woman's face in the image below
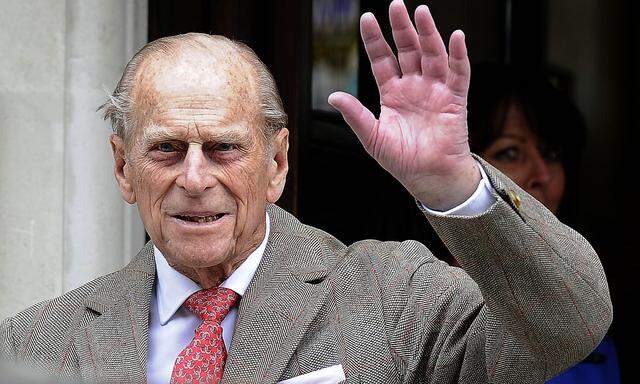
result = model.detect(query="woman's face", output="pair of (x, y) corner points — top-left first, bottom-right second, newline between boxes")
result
(481, 103), (565, 214)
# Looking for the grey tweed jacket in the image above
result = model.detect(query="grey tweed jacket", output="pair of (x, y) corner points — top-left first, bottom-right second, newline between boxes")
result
(1, 157), (612, 383)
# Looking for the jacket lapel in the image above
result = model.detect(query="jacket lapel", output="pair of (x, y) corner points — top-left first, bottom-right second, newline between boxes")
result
(223, 205), (340, 384)
(73, 243), (156, 383)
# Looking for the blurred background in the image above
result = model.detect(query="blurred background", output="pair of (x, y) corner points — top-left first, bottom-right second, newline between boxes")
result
(0, 0), (636, 380)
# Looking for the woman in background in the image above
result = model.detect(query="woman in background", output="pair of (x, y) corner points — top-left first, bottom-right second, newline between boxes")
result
(467, 63), (620, 383)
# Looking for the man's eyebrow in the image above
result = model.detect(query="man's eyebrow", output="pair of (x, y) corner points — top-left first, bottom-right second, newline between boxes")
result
(141, 127), (251, 144)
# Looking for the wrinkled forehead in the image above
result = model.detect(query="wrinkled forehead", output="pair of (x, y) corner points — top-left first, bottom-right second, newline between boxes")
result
(131, 43), (262, 133)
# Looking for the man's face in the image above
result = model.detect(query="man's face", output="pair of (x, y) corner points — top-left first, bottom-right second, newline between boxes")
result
(111, 49), (288, 276)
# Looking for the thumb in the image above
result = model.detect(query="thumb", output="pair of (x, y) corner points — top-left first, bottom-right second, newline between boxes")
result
(328, 92), (377, 148)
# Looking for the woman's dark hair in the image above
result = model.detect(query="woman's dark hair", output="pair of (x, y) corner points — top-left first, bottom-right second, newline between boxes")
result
(467, 63), (587, 225)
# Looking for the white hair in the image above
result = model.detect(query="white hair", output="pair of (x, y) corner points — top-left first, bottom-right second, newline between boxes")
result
(99, 33), (287, 145)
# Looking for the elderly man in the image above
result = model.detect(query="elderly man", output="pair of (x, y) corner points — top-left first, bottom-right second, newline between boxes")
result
(1, 2), (611, 384)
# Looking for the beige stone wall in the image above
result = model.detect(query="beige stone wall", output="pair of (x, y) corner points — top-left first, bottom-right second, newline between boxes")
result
(0, 0), (147, 320)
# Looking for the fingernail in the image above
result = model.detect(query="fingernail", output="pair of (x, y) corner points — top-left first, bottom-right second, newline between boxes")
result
(361, 12), (374, 20)
(327, 93), (338, 107)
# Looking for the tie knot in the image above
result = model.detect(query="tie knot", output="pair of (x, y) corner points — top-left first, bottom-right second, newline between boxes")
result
(184, 287), (239, 324)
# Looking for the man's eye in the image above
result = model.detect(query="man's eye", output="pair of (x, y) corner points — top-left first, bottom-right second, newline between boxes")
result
(158, 143), (176, 153)
(215, 143), (235, 152)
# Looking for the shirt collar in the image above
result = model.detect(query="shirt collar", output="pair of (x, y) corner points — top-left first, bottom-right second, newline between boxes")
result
(154, 211), (270, 325)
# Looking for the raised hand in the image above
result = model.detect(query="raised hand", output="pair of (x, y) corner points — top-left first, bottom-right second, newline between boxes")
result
(328, 0), (481, 211)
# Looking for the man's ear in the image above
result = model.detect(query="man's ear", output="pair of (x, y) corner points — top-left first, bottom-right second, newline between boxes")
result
(266, 128), (289, 204)
(109, 133), (136, 204)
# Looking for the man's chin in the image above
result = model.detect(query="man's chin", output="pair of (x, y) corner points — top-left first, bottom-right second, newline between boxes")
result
(161, 213), (234, 248)
(163, 241), (233, 269)
(159, 226), (234, 266)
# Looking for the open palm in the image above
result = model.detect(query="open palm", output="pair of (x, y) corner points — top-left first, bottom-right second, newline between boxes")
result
(329, 1), (479, 210)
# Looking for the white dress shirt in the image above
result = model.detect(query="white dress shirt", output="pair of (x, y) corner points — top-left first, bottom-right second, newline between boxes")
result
(147, 161), (496, 383)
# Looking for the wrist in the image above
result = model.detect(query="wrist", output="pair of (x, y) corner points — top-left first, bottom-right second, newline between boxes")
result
(411, 158), (482, 211)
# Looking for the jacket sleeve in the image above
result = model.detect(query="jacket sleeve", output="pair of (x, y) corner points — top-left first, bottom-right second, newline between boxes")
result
(1, 316), (16, 361)
(408, 154), (612, 382)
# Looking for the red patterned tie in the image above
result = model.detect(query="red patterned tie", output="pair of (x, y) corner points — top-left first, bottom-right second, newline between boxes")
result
(170, 287), (239, 384)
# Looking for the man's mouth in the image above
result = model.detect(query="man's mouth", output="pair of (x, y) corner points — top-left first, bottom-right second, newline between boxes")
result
(173, 213), (226, 223)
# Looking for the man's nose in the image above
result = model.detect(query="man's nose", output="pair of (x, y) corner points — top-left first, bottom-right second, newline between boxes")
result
(176, 145), (216, 196)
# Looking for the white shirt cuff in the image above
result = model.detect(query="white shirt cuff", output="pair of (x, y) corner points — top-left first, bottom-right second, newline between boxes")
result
(419, 161), (496, 217)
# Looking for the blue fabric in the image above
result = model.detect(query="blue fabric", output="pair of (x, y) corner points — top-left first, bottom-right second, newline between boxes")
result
(546, 336), (620, 384)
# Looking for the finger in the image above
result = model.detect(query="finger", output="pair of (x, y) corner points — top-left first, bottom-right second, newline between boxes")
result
(361, 12), (401, 88)
(446, 30), (471, 100)
(389, 0), (422, 76)
(414, 5), (448, 81)
(328, 92), (378, 149)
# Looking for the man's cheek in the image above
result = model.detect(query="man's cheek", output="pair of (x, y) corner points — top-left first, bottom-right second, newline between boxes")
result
(218, 167), (251, 199)
(134, 161), (175, 189)
(130, 163), (174, 223)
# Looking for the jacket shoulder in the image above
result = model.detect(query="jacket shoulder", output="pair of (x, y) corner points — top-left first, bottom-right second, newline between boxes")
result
(340, 238), (475, 310)
(348, 238), (438, 269)
(344, 238), (460, 291)
(268, 203), (443, 272)
(1, 271), (118, 361)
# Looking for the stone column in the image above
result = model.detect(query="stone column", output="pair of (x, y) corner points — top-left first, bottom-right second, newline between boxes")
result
(0, 0), (147, 319)
(63, 0), (147, 292)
